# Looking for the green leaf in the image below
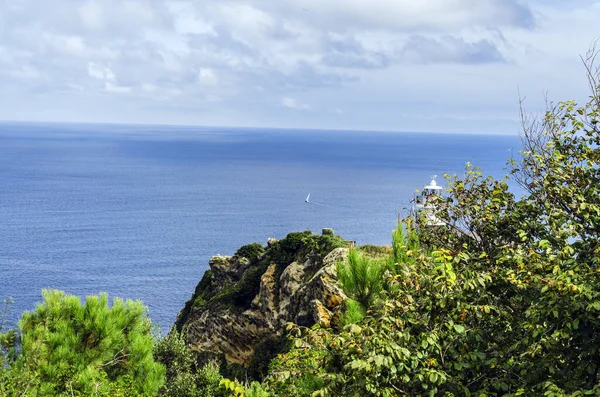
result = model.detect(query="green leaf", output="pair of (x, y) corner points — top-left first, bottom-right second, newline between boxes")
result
(429, 372), (438, 383)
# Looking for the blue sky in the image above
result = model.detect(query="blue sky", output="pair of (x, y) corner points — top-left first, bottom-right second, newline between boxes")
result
(0, 0), (598, 134)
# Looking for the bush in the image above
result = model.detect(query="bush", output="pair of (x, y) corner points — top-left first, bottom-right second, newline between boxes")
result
(155, 329), (199, 396)
(1, 290), (165, 396)
(235, 243), (265, 265)
(246, 336), (290, 381)
(265, 231), (346, 269)
(337, 248), (387, 310)
(155, 328), (227, 397)
(0, 297), (17, 365)
(339, 299), (366, 326)
(357, 244), (392, 258)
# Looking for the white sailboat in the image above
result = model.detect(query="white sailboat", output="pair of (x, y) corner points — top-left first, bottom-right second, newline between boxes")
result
(305, 193), (310, 203)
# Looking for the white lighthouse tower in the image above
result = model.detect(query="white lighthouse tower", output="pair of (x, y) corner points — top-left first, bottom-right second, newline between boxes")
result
(412, 175), (445, 226)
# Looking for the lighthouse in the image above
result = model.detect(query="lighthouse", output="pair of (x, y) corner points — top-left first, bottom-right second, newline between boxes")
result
(412, 175), (445, 227)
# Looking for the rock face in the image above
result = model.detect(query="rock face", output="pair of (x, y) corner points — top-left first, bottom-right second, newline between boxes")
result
(175, 231), (349, 366)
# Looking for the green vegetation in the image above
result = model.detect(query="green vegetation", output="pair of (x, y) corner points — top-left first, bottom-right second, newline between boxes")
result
(235, 243), (266, 265)
(357, 244), (393, 258)
(245, 337), (290, 381)
(339, 299), (366, 325)
(264, 231), (346, 272)
(267, 231), (347, 285)
(0, 298), (17, 365)
(337, 248), (387, 310)
(0, 290), (164, 396)
(210, 262), (271, 312)
(154, 329), (224, 397)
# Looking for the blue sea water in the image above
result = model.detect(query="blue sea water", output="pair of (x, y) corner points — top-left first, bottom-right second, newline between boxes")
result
(0, 122), (520, 329)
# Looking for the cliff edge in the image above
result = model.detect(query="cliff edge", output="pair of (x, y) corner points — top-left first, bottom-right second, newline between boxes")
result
(175, 229), (349, 366)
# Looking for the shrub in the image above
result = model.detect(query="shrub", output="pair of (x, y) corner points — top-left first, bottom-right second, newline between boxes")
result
(357, 244), (392, 258)
(155, 329), (199, 396)
(336, 248), (387, 310)
(339, 299), (366, 326)
(235, 243), (265, 265)
(246, 336), (290, 381)
(2, 290), (165, 396)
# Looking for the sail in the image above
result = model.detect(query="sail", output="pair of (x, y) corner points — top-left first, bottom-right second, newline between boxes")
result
(305, 193), (310, 202)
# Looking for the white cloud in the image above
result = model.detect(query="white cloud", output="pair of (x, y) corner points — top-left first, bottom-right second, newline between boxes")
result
(0, 0), (597, 133)
(88, 63), (131, 94)
(265, 0), (534, 32)
(198, 68), (218, 86)
(88, 63), (115, 81)
(401, 35), (505, 64)
(281, 97), (311, 110)
(79, 1), (105, 30)
(105, 82), (132, 94)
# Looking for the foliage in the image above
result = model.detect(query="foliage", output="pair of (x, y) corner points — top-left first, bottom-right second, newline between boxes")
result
(339, 299), (366, 326)
(412, 163), (519, 262)
(244, 381), (270, 397)
(219, 378), (271, 397)
(268, 237), (485, 396)
(0, 297), (18, 365)
(196, 360), (226, 397)
(235, 243), (266, 265)
(337, 222), (418, 324)
(246, 336), (290, 381)
(0, 297), (22, 394)
(155, 328), (198, 397)
(1, 290), (164, 397)
(391, 219), (422, 268)
(514, 85), (600, 266)
(357, 245), (393, 258)
(154, 328), (225, 397)
(337, 248), (387, 310)
(265, 231), (346, 272)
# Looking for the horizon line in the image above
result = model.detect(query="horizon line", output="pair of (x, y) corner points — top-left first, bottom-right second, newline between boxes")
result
(0, 119), (519, 137)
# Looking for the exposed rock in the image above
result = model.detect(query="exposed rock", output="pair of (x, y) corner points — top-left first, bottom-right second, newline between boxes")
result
(311, 299), (333, 328)
(209, 255), (251, 289)
(291, 248), (348, 326)
(278, 261), (305, 323)
(176, 231), (350, 367)
(323, 247), (349, 268)
(184, 305), (269, 365)
(252, 263), (279, 328)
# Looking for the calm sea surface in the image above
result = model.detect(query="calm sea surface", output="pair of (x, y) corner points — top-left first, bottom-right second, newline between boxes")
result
(0, 122), (520, 328)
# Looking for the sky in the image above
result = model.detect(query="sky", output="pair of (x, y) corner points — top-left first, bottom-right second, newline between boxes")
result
(0, 0), (599, 134)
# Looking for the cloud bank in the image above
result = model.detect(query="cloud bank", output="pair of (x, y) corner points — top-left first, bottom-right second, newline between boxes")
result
(0, 0), (598, 133)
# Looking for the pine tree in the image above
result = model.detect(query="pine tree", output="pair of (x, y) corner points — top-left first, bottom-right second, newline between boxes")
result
(3, 289), (165, 396)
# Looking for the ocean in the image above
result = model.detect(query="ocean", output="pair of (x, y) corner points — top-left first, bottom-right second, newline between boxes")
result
(0, 122), (520, 329)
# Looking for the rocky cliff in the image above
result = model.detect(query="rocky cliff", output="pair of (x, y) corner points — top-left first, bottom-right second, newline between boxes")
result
(175, 229), (350, 367)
